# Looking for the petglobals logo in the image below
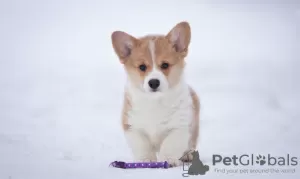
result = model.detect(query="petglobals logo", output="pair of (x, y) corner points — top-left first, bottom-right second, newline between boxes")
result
(212, 154), (299, 175)
(212, 154), (298, 166)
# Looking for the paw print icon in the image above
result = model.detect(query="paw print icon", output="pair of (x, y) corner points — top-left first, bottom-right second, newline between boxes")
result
(256, 155), (266, 165)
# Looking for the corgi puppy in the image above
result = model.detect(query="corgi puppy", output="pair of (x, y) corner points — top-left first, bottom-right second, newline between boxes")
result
(111, 21), (200, 167)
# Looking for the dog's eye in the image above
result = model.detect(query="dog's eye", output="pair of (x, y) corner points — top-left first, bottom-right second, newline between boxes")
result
(161, 63), (169, 69)
(139, 64), (147, 72)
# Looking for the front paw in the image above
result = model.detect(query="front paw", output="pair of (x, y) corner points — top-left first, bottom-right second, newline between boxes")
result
(135, 158), (157, 163)
(134, 154), (157, 163)
(180, 152), (193, 163)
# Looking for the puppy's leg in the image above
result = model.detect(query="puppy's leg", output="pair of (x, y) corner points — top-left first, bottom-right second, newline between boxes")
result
(158, 128), (191, 167)
(125, 129), (157, 162)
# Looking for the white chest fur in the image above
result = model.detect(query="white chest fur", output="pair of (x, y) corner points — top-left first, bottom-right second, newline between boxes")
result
(126, 83), (194, 146)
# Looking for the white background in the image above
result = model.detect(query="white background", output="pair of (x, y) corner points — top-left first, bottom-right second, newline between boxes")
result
(0, 0), (299, 178)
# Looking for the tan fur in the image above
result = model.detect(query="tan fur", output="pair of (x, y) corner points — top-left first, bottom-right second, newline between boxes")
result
(180, 86), (200, 162)
(122, 36), (185, 88)
(189, 86), (200, 149)
(121, 92), (131, 131)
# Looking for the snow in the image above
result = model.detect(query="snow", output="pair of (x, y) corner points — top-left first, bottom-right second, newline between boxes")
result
(0, 0), (300, 179)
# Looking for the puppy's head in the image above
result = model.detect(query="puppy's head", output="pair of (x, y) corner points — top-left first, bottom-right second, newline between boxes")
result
(111, 22), (191, 94)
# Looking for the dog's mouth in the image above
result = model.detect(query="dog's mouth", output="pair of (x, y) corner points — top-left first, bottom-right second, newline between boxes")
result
(151, 89), (159, 92)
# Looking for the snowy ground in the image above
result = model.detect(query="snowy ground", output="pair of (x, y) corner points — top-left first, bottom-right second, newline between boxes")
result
(0, 0), (300, 179)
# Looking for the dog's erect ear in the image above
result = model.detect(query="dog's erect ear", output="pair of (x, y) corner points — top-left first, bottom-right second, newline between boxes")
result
(166, 21), (191, 53)
(111, 31), (138, 63)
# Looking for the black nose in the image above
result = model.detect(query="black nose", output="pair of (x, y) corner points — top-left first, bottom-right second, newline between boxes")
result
(148, 79), (160, 90)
